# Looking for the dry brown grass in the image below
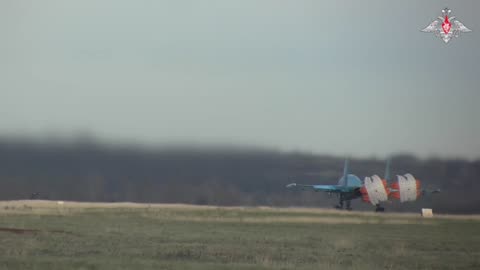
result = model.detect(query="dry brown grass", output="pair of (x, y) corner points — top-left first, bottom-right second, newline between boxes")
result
(0, 200), (478, 270)
(0, 200), (479, 221)
(143, 215), (434, 225)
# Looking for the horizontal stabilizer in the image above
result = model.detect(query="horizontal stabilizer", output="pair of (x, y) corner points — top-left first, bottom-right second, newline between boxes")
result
(421, 189), (441, 195)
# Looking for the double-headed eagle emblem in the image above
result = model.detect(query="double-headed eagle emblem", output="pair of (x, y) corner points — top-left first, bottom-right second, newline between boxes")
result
(421, 8), (471, 43)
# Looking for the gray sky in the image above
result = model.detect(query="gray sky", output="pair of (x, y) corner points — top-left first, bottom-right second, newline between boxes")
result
(1, 0), (479, 159)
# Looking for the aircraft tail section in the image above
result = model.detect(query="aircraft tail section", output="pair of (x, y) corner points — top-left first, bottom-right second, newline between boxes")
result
(342, 159), (349, 187)
(384, 158), (391, 182)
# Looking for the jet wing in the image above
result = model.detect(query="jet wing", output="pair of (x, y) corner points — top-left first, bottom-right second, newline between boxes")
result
(286, 183), (356, 193)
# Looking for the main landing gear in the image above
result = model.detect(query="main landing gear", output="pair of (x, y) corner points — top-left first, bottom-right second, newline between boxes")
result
(375, 204), (385, 212)
(335, 195), (352, 211)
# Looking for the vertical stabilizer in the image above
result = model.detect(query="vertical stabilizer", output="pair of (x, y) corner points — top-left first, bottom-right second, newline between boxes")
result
(384, 158), (391, 182)
(342, 159), (349, 187)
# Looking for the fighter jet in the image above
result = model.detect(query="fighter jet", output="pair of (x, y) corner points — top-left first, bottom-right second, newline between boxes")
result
(286, 159), (363, 210)
(287, 159), (439, 212)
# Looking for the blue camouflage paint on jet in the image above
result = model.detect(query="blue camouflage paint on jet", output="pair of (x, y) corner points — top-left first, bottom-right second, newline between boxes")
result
(287, 158), (440, 212)
(286, 159), (363, 210)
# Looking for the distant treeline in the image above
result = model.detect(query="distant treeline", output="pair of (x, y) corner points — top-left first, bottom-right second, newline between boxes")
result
(0, 138), (478, 213)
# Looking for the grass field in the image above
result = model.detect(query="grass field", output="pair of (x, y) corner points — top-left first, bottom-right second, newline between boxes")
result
(0, 201), (479, 270)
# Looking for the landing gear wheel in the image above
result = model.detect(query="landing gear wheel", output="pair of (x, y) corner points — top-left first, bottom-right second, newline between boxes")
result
(375, 206), (385, 212)
(345, 200), (352, 211)
(335, 198), (344, 210)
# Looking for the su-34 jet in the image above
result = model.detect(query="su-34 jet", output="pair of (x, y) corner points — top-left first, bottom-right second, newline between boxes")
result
(286, 159), (366, 211)
(286, 159), (440, 212)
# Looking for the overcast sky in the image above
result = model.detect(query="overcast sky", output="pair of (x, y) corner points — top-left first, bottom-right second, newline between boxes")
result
(1, 0), (479, 159)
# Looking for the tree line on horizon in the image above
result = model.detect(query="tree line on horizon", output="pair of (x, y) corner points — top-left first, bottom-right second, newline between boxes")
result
(0, 138), (478, 214)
